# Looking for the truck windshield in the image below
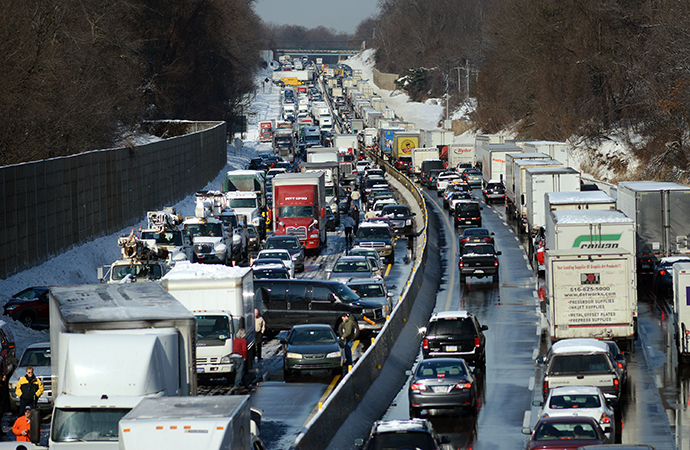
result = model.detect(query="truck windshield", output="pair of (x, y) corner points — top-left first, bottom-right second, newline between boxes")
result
(185, 223), (223, 237)
(52, 408), (130, 442)
(225, 177), (262, 192)
(228, 198), (258, 208)
(305, 135), (320, 144)
(195, 315), (231, 341)
(111, 264), (163, 281)
(279, 206), (314, 218)
(140, 230), (183, 246)
(325, 186), (335, 197)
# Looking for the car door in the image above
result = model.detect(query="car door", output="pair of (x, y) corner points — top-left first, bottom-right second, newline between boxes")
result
(309, 284), (352, 329)
(255, 280), (288, 330)
(286, 283), (309, 326)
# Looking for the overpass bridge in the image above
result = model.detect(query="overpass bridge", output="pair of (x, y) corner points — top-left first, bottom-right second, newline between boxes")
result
(275, 48), (359, 62)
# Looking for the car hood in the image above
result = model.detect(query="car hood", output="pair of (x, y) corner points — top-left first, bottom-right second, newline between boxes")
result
(11, 365), (51, 384)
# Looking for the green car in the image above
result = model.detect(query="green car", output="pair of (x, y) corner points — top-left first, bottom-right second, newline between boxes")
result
(282, 324), (344, 379)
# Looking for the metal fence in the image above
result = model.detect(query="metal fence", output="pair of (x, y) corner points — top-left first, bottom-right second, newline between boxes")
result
(0, 121), (226, 280)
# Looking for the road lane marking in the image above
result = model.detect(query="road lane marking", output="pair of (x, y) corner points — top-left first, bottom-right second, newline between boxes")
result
(384, 263), (392, 277)
(528, 376), (535, 391)
(523, 410), (532, 428)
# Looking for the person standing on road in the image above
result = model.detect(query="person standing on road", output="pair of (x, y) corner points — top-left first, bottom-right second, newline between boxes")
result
(15, 367), (43, 412)
(351, 188), (361, 209)
(232, 329), (248, 388)
(351, 206), (360, 235)
(338, 313), (360, 367)
(254, 309), (266, 361)
(341, 213), (355, 248)
(12, 406), (31, 442)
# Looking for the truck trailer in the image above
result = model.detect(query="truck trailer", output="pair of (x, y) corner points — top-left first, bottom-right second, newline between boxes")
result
(523, 167), (580, 236)
(478, 143), (523, 186)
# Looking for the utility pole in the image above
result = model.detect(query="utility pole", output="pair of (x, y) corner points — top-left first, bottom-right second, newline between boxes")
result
(465, 59), (470, 100)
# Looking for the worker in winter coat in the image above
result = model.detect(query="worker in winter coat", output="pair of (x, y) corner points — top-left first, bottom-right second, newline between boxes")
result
(12, 406), (31, 442)
(338, 313), (360, 366)
(15, 367), (43, 412)
(232, 329), (248, 388)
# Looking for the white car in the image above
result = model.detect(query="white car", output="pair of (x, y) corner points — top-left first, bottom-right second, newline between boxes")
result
(536, 385), (616, 442)
(255, 249), (295, 277)
(436, 173), (461, 196)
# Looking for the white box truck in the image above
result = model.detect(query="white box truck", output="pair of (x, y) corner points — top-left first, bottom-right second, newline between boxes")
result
(523, 167), (580, 235)
(448, 142), (475, 168)
(478, 143), (523, 186)
(617, 181), (690, 275)
(47, 283), (196, 449)
(545, 191), (617, 212)
(543, 249), (637, 349)
(410, 148), (440, 178)
(161, 263), (256, 380)
(504, 152), (550, 217)
(510, 158), (562, 223)
(673, 262), (690, 363)
(545, 209), (636, 254)
(119, 396), (264, 450)
(523, 140), (571, 166)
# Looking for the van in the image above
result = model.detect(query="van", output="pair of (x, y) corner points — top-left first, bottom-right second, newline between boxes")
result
(253, 279), (386, 333)
(420, 159), (445, 186)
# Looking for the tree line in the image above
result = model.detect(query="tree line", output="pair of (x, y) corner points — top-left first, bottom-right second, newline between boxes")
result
(0, 0), (263, 166)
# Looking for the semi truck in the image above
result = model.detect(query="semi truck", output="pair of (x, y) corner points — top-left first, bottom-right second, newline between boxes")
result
(673, 262), (690, 363)
(162, 263), (256, 381)
(523, 167), (580, 236)
(223, 170), (266, 210)
(617, 181), (690, 276)
(259, 121), (273, 143)
(119, 396), (264, 450)
(272, 172), (327, 254)
(183, 192), (232, 265)
(478, 142), (523, 186)
(448, 142), (475, 168)
(420, 129), (454, 149)
(301, 161), (340, 221)
(273, 128), (295, 159)
(507, 157), (562, 223)
(543, 249), (637, 349)
(522, 140), (571, 166)
(391, 131), (420, 161)
(45, 283), (196, 449)
(504, 152), (550, 217)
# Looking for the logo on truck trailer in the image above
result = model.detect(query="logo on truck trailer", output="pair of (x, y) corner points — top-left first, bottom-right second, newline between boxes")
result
(572, 233), (622, 249)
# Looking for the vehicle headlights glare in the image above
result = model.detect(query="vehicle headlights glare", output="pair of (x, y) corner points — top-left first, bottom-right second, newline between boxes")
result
(286, 352), (302, 359)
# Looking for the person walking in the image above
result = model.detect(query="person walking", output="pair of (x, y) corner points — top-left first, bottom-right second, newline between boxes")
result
(364, 208), (377, 220)
(341, 213), (355, 248)
(351, 206), (360, 235)
(351, 188), (361, 210)
(254, 309), (266, 361)
(12, 406), (31, 442)
(15, 367), (43, 412)
(337, 313), (360, 367)
(232, 329), (248, 388)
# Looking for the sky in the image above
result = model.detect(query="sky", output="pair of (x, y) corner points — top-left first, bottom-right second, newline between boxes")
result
(253, 0), (379, 34)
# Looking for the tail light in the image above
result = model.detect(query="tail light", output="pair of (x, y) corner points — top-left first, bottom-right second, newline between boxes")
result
(600, 413), (611, 424)
(617, 361), (624, 369)
(454, 382), (472, 390)
(494, 259), (499, 267)
(543, 380), (549, 395)
(459, 260), (464, 268)
(659, 269), (667, 276)
(474, 337), (480, 348)
(422, 338), (429, 350)
(613, 377), (619, 391)
(410, 382), (427, 391)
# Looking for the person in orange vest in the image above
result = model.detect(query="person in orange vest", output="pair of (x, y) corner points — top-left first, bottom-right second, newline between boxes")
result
(12, 406), (32, 442)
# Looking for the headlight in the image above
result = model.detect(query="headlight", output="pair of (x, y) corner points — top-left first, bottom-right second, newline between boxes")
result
(385, 244), (392, 249)
(220, 355), (232, 364)
(286, 352), (302, 359)
(4, 305), (17, 311)
(406, 219), (412, 226)
(326, 351), (342, 358)
(215, 244), (227, 253)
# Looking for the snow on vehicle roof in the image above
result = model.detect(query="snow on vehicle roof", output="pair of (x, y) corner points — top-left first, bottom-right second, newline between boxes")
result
(123, 395), (249, 420)
(374, 419), (431, 434)
(430, 310), (470, 320)
(360, 222), (390, 228)
(551, 338), (609, 354)
(226, 169), (264, 177)
(547, 385), (603, 396)
(514, 158), (561, 167)
(659, 256), (690, 264)
(552, 209), (633, 224)
(525, 167), (579, 175)
(163, 261), (251, 280)
(546, 191), (614, 204)
(619, 180), (690, 192)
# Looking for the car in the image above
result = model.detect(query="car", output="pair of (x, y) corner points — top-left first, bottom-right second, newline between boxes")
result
(460, 167), (482, 188)
(522, 415), (609, 449)
(372, 198), (398, 216)
(458, 243), (501, 284)
(436, 172), (461, 195)
(420, 310), (488, 368)
(252, 264), (291, 280)
(354, 419), (450, 450)
(459, 227), (495, 248)
(408, 357), (478, 417)
(264, 235), (305, 272)
(367, 190), (396, 209)
(255, 249), (295, 278)
(247, 157), (268, 171)
(602, 340), (628, 386)
(0, 321), (17, 377)
(328, 256), (379, 282)
(426, 169), (444, 190)
(483, 180), (505, 204)
(348, 247), (384, 276)
(539, 339), (623, 406)
(380, 204), (415, 238)
(354, 222), (395, 265)
(395, 156), (412, 172)
(362, 177), (388, 196)
(281, 324), (344, 379)
(3, 286), (50, 329)
(8, 342), (53, 412)
(652, 256), (690, 299)
(445, 190), (472, 211)
(347, 278), (393, 317)
(536, 386), (615, 442)
(453, 200), (482, 227)
(246, 225), (260, 252)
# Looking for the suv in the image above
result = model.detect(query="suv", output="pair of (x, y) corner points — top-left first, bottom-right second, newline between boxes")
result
(483, 180), (505, 204)
(9, 342), (52, 412)
(539, 338), (623, 405)
(395, 156), (412, 172)
(3, 286), (50, 329)
(458, 243), (501, 284)
(420, 311), (488, 368)
(355, 419), (450, 450)
(264, 235), (305, 272)
(453, 200), (482, 227)
(354, 222), (395, 265)
(380, 204), (415, 238)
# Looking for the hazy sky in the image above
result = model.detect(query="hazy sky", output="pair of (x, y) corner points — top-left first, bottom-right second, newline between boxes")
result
(254, 0), (379, 34)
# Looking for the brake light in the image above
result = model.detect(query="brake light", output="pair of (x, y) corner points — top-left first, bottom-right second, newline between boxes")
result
(660, 269), (667, 276)
(474, 337), (480, 348)
(422, 338), (429, 350)
(454, 382), (472, 390)
(600, 413), (611, 424)
(613, 378), (619, 391)
(543, 380), (549, 395)
(494, 259), (499, 267)
(410, 382), (427, 391)
(459, 260), (464, 268)
(617, 362), (623, 369)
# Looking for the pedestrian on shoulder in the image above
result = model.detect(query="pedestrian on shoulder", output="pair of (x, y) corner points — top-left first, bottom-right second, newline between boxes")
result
(12, 406), (31, 442)
(337, 313), (360, 367)
(254, 309), (266, 361)
(232, 329), (248, 388)
(15, 367), (43, 412)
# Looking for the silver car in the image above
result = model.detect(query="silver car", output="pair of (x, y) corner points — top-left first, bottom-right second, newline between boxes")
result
(327, 256), (378, 283)
(9, 342), (53, 412)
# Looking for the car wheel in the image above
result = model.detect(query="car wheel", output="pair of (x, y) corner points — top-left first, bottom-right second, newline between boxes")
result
(20, 312), (35, 329)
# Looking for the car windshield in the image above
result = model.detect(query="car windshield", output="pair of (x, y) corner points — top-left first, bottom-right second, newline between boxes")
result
(253, 269), (289, 279)
(548, 354), (611, 375)
(140, 230), (183, 246)
(266, 238), (301, 250)
(227, 198), (257, 208)
(455, 203), (480, 213)
(534, 421), (598, 440)
(461, 245), (494, 256)
(464, 229), (489, 237)
(288, 328), (337, 345)
(185, 223), (223, 237)
(261, 251), (289, 261)
(220, 215), (238, 229)
(19, 347), (51, 367)
(549, 394), (601, 409)
(333, 261), (370, 273)
(416, 360), (468, 378)
(381, 206), (409, 217)
(278, 206), (314, 218)
(111, 264), (163, 281)
(195, 315), (231, 341)
(427, 318), (475, 336)
(351, 283), (385, 298)
(369, 432), (435, 450)
(333, 283), (360, 302)
(356, 227), (391, 239)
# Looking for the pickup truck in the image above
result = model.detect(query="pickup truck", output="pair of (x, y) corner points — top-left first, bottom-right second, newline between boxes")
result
(458, 243), (501, 284)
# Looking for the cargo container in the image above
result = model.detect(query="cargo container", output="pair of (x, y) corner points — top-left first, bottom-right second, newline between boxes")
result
(673, 262), (690, 363)
(504, 153), (550, 217)
(478, 143), (522, 186)
(545, 191), (617, 213)
(524, 167), (581, 235)
(448, 142), (475, 168)
(523, 140), (571, 166)
(392, 131), (420, 161)
(545, 209), (636, 254)
(511, 159), (563, 224)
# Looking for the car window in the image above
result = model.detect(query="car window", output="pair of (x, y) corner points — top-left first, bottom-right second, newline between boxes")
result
(311, 285), (334, 302)
(427, 318), (476, 336)
(416, 360), (468, 378)
(19, 348), (51, 367)
(456, 203), (480, 212)
(287, 284), (307, 304)
(548, 354), (611, 375)
(289, 328), (337, 344)
(534, 422), (597, 440)
(369, 433), (435, 450)
(461, 245), (494, 256)
(549, 394), (601, 409)
(352, 284), (385, 298)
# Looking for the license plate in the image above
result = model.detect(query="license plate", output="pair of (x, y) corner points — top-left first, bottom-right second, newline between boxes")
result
(464, 221), (472, 224)
(474, 269), (484, 274)
(432, 386), (447, 393)
(197, 367), (205, 373)
(446, 345), (458, 352)
(38, 397), (48, 403)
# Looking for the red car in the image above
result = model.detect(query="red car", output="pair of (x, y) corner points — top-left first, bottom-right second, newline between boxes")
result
(3, 286), (49, 329)
(522, 416), (608, 449)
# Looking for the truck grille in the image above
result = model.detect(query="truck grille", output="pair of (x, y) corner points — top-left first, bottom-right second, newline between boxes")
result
(304, 354), (326, 359)
(197, 357), (219, 364)
(390, 219), (405, 227)
(194, 243), (213, 254)
(359, 242), (385, 249)
(286, 226), (308, 240)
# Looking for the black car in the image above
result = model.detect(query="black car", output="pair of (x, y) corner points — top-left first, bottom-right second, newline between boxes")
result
(355, 419), (450, 450)
(408, 357), (478, 417)
(380, 204), (415, 238)
(458, 242), (501, 284)
(652, 256), (690, 299)
(459, 227), (495, 248)
(426, 169), (444, 190)
(354, 223), (395, 265)
(247, 157), (268, 171)
(252, 265), (290, 280)
(421, 310), (488, 368)
(483, 181), (505, 204)
(453, 201), (482, 227)
(264, 235), (305, 272)
(3, 286), (50, 329)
